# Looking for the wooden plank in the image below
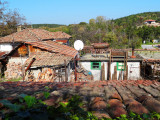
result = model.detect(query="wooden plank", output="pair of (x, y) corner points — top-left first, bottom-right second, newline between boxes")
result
(109, 50), (111, 80)
(114, 66), (117, 80)
(64, 60), (68, 82)
(101, 63), (105, 81)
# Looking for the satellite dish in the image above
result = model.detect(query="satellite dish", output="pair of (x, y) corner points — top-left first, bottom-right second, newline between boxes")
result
(74, 40), (84, 51)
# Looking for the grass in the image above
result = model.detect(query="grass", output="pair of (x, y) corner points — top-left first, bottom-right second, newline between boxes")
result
(0, 77), (22, 82)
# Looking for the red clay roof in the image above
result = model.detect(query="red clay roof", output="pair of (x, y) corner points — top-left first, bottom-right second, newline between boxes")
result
(53, 31), (71, 39)
(25, 40), (78, 57)
(145, 19), (156, 22)
(0, 28), (71, 43)
(24, 51), (72, 67)
(143, 59), (160, 62)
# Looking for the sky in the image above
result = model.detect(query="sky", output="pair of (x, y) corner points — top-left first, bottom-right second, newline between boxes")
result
(6, 0), (160, 25)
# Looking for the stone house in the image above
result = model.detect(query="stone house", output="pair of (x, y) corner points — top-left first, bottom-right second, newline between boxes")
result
(3, 40), (77, 81)
(0, 28), (77, 81)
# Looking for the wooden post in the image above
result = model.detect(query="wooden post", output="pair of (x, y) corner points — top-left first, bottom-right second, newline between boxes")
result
(64, 60), (68, 82)
(109, 49), (111, 80)
(126, 51), (128, 80)
(101, 63), (105, 81)
(114, 66), (117, 80)
(25, 58), (36, 73)
(144, 64), (146, 78)
(74, 58), (77, 82)
(126, 65), (128, 80)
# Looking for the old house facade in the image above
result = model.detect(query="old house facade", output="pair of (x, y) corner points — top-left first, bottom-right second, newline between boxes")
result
(80, 50), (143, 81)
(0, 28), (77, 81)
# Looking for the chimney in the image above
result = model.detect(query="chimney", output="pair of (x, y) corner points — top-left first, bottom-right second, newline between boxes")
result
(131, 47), (136, 58)
(17, 25), (22, 32)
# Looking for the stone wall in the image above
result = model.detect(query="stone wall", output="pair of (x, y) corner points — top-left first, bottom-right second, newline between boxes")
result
(5, 57), (27, 79)
(5, 62), (23, 79)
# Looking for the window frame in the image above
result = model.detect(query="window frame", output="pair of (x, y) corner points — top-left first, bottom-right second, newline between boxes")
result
(117, 62), (125, 71)
(91, 62), (101, 70)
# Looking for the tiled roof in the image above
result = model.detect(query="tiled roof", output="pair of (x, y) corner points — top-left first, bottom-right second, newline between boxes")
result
(145, 19), (156, 22)
(24, 51), (72, 67)
(53, 31), (71, 39)
(143, 59), (160, 62)
(25, 40), (78, 57)
(0, 28), (71, 43)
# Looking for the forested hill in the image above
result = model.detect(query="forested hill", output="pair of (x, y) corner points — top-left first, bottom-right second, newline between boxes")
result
(32, 24), (65, 28)
(114, 12), (160, 26)
(34, 12), (160, 49)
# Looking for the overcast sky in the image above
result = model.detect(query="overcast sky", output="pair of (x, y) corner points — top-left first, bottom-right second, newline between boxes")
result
(6, 0), (160, 25)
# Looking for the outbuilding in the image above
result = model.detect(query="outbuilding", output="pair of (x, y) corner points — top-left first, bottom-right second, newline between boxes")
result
(80, 50), (143, 80)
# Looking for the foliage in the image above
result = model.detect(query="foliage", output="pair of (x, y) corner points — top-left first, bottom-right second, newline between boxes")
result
(1, 94), (160, 120)
(0, 1), (26, 37)
(0, 100), (22, 112)
(32, 24), (64, 28)
(35, 12), (160, 49)
(24, 96), (37, 108)
(43, 92), (50, 99)
(0, 76), (22, 82)
(114, 12), (160, 26)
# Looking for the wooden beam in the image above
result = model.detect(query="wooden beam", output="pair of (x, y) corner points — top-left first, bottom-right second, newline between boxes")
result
(114, 66), (117, 80)
(64, 60), (68, 82)
(74, 58), (77, 82)
(25, 58), (36, 73)
(109, 49), (111, 80)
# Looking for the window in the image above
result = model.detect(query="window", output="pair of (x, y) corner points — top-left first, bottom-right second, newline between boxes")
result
(117, 62), (125, 71)
(91, 62), (101, 70)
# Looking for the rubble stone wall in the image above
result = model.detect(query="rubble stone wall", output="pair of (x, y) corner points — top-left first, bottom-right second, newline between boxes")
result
(5, 57), (27, 79)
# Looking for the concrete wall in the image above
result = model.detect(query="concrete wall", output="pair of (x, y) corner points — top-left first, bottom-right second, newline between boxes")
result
(80, 62), (108, 81)
(111, 62), (140, 80)
(0, 44), (13, 52)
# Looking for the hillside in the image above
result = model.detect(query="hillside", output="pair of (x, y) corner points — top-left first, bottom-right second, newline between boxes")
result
(32, 24), (65, 28)
(35, 12), (160, 48)
(114, 12), (160, 26)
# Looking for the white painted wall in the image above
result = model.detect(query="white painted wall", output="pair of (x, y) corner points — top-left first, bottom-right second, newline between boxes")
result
(111, 62), (140, 80)
(81, 62), (108, 81)
(0, 44), (13, 52)
(128, 62), (140, 80)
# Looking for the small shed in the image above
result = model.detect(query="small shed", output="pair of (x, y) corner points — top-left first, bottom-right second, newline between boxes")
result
(80, 50), (143, 81)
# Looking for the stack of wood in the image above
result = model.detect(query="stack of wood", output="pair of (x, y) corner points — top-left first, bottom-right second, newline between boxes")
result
(5, 62), (23, 79)
(36, 68), (55, 82)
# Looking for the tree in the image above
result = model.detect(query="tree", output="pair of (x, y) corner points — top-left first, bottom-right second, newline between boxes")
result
(0, 0), (26, 36)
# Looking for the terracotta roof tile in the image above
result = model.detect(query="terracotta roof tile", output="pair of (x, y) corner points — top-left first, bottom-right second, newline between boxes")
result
(25, 40), (78, 57)
(53, 31), (71, 39)
(143, 59), (160, 62)
(24, 51), (72, 67)
(0, 29), (71, 43)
